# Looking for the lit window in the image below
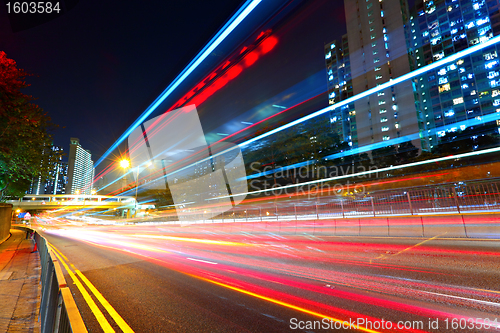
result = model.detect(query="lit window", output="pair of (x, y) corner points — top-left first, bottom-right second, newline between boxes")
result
(377, 91), (384, 96)
(382, 127), (389, 132)
(325, 52), (332, 60)
(434, 52), (444, 60)
(371, 33), (376, 40)
(453, 97), (464, 105)
(484, 52), (497, 61)
(380, 10), (384, 17)
(395, 122), (400, 129)
(374, 58), (380, 63)
(431, 37), (441, 45)
(372, 41), (377, 47)
(439, 84), (450, 92)
(379, 100), (385, 105)
(382, 135), (390, 140)
(376, 75), (383, 80)
(379, 108), (387, 113)
(375, 67), (382, 71)
(444, 110), (455, 117)
(370, 26), (375, 32)
(373, 50), (378, 55)
(381, 117), (388, 122)
(485, 61), (499, 70)
(477, 17), (489, 26)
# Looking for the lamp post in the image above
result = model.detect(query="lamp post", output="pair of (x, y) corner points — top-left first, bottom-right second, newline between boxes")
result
(119, 159), (140, 215)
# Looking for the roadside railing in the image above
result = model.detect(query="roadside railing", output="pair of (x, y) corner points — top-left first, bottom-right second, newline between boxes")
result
(163, 180), (500, 223)
(16, 227), (87, 333)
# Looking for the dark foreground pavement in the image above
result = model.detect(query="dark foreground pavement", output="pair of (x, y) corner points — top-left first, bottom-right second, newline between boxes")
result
(0, 228), (41, 333)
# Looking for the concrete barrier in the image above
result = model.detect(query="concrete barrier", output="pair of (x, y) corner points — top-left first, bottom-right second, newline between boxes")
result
(335, 218), (360, 236)
(359, 217), (389, 236)
(201, 212), (500, 239)
(0, 203), (12, 243)
(462, 214), (500, 239)
(421, 215), (467, 238)
(388, 216), (423, 237)
(311, 220), (336, 236)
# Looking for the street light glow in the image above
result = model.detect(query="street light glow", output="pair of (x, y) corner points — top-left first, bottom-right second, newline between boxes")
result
(120, 159), (130, 169)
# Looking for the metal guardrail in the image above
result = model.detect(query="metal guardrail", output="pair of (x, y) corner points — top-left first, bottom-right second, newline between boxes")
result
(19, 228), (88, 333)
(168, 180), (500, 222)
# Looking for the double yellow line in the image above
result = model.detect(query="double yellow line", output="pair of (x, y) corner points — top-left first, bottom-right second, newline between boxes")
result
(48, 243), (134, 333)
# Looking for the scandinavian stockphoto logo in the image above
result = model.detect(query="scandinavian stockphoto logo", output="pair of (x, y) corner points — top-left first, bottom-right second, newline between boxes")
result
(128, 105), (248, 221)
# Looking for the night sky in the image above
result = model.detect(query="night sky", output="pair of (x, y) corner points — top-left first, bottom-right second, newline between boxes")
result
(0, 0), (346, 166)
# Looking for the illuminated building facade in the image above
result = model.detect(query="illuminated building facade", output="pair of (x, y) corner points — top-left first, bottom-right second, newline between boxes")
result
(325, 0), (500, 152)
(325, 35), (358, 146)
(407, 0), (500, 149)
(344, 0), (423, 150)
(66, 138), (94, 195)
(27, 146), (68, 195)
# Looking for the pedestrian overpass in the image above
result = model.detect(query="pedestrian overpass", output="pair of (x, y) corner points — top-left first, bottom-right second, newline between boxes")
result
(8, 194), (137, 216)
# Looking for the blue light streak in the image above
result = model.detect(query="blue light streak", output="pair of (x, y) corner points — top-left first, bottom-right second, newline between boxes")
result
(107, 33), (500, 199)
(244, 110), (500, 180)
(136, 29), (500, 191)
(239, 34), (500, 148)
(213, 145), (500, 199)
(94, 0), (262, 168)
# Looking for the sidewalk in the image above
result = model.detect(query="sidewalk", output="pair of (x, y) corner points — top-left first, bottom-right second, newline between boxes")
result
(0, 229), (41, 333)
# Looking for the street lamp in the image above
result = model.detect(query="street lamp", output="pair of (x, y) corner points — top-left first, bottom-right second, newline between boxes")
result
(119, 159), (130, 169)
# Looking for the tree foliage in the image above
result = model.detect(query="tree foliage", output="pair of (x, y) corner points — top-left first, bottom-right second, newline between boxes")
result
(0, 51), (60, 200)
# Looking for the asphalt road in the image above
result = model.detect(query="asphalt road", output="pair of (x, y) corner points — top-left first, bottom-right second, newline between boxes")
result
(35, 218), (500, 333)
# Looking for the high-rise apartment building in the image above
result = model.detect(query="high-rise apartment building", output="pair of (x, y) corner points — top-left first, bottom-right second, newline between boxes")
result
(407, 0), (500, 149)
(66, 138), (94, 195)
(325, 34), (358, 146)
(344, 0), (423, 149)
(325, 0), (500, 152)
(27, 146), (67, 195)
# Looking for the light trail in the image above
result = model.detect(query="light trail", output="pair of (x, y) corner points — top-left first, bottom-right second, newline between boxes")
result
(39, 221), (500, 332)
(96, 37), (500, 199)
(213, 144), (500, 199)
(238, 33), (500, 149)
(95, 0), (262, 167)
(118, 36), (500, 199)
